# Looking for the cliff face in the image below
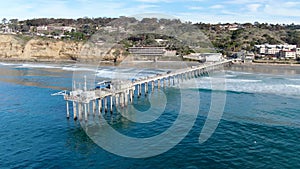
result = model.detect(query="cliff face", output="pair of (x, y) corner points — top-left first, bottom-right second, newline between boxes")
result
(0, 35), (124, 62)
(0, 35), (24, 59)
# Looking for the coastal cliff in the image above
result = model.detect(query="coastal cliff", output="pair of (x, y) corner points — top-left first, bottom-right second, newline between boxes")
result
(0, 34), (124, 62)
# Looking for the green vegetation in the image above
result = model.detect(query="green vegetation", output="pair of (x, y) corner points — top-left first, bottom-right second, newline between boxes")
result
(1, 17), (300, 57)
(195, 22), (300, 56)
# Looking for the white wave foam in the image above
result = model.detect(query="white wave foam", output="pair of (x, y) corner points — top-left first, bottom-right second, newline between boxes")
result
(179, 75), (300, 98)
(286, 85), (300, 89)
(201, 77), (261, 83)
(62, 66), (96, 72)
(96, 68), (161, 79)
(0, 62), (21, 66)
(226, 79), (262, 83)
(287, 78), (300, 81)
(225, 74), (237, 78)
(226, 71), (253, 75)
(17, 64), (61, 69)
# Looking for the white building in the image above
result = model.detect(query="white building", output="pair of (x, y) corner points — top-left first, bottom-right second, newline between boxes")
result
(296, 48), (300, 58)
(255, 44), (297, 57)
(254, 45), (266, 55)
(37, 26), (76, 32)
(37, 25), (48, 31)
(244, 52), (255, 63)
(103, 26), (125, 33)
(128, 47), (166, 56)
(1, 25), (13, 34)
(203, 53), (223, 62)
(281, 51), (296, 59)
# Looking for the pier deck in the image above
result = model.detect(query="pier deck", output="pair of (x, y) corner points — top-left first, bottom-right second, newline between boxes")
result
(58, 60), (232, 121)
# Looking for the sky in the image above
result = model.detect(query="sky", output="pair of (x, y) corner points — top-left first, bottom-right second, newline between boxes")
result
(1, 0), (300, 24)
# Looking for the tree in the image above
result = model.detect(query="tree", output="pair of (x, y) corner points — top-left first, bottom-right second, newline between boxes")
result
(9, 19), (18, 24)
(2, 18), (7, 25)
(113, 49), (121, 60)
(9, 19), (19, 31)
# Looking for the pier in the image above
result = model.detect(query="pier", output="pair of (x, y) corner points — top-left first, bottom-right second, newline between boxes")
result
(55, 60), (232, 121)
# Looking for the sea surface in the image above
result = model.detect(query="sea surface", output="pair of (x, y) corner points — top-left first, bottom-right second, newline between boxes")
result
(0, 62), (299, 168)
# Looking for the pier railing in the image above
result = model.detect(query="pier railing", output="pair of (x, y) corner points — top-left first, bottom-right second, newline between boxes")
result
(58, 60), (232, 121)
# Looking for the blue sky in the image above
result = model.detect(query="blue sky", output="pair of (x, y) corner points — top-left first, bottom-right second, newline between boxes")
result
(1, 0), (300, 24)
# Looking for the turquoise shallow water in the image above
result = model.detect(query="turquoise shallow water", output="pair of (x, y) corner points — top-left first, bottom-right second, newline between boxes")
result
(0, 63), (299, 168)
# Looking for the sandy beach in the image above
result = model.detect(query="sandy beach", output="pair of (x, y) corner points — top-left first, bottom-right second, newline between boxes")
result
(229, 63), (300, 75)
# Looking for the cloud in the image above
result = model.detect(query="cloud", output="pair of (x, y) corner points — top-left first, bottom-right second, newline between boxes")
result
(224, 0), (268, 4)
(135, 0), (171, 3)
(283, 1), (300, 7)
(264, 4), (300, 17)
(136, 5), (159, 10)
(188, 6), (203, 10)
(210, 5), (224, 9)
(1, 0), (300, 24)
(247, 4), (261, 12)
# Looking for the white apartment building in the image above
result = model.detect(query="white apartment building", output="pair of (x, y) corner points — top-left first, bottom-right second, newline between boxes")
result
(37, 26), (76, 32)
(281, 51), (296, 59)
(255, 44), (297, 58)
(296, 48), (300, 58)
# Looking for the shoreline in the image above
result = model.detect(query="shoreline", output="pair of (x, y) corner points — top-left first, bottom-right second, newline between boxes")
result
(2, 58), (300, 74)
(230, 63), (300, 75)
(0, 58), (201, 69)
(234, 62), (300, 67)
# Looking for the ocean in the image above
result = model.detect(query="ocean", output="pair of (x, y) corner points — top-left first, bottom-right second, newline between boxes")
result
(0, 62), (299, 168)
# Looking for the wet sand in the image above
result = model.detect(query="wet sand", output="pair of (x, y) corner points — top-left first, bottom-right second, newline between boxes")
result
(229, 63), (300, 75)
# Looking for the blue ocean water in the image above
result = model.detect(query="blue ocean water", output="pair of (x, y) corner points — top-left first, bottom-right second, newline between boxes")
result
(0, 62), (299, 168)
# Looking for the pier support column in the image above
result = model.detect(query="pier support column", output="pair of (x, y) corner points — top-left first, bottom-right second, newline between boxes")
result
(98, 99), (102, 115)
(151, 81), (154, 91)
(104, 97), (108, 113)
(181, 74), (184, 82)
(92, 100), (96, 116)
(173, 76), (175, 85)
(66, 101), (70, 119)
(163, 79), (166, 88)
(158, 79), (161, 89)
(138, 84), (142, 98)
(116, 94), (119, 107)
(124, 92), (128, 107)
(84, 103), (88, 121)
(177, 75), (180, 84)
(129, 90), (133, 103)
(168, 77), (171, 86)
(145, 82), (148, 96)
(78, 103), (82, 120)
(73, 101), (77, 121)
(110, 96), (113, 113)
(87, 102), (90, 115)
(136, 85), (140, 98)
(120, 93), (124, 108)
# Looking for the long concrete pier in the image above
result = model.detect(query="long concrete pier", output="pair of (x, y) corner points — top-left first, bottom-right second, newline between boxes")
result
(60, 60), (232, 121)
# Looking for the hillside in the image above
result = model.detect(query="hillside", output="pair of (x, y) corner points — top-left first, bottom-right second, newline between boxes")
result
(195, 23), (300, 56)
(1, 17), (300, 61)
(0, 34), (126, 62)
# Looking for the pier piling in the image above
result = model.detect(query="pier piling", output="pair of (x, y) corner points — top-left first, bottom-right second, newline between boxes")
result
(73, 101), (77, 120)
(61, 60), (232, 121)
(66, 101), (70, 119)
